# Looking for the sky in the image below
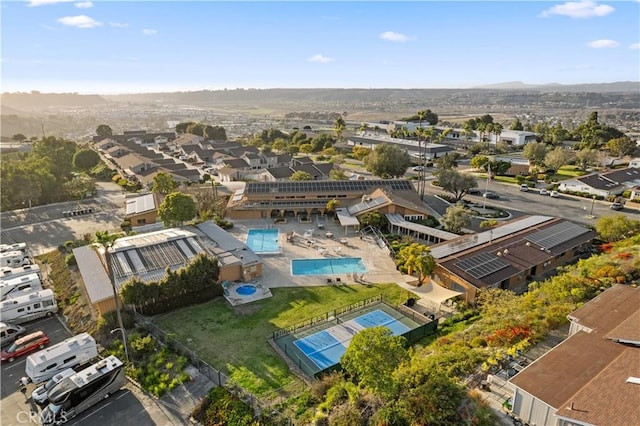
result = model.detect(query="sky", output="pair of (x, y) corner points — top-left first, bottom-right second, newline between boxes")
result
(1, 0), (639, 94)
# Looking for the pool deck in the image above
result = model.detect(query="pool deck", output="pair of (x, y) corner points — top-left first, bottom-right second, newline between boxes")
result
(228, 217), (405, 289)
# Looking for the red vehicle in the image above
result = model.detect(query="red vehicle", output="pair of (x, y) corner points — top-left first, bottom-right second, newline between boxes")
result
(0, 331), (50, 363)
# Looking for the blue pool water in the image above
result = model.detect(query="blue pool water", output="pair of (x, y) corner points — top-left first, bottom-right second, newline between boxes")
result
(236, 285), (257, 296)
(291, 257), (367, 276)
(246, 229), (280, 253)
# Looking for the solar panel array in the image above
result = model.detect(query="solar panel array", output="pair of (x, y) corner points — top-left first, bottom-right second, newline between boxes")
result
(525, 221), (589, 251)
(246, 180), (413, 194)
(455, 252), (509, 279)
(347, 196), (388, 215)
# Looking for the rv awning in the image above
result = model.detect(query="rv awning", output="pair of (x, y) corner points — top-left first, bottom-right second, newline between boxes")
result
(335, 208), (360, 226)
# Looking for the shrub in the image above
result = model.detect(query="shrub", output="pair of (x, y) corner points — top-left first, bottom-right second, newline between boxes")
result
(64, 253), (76, 266)
(470, 337), (487, 348)
(131, 335), (157, 358)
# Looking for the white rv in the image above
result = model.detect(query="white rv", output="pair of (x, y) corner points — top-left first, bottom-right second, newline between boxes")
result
(0, 242), (28, 254)
(1, 273), (43, 300)
(0, 251), (30, 268)
(0, 264), (42, 281)
(25, 332), (99, 384)
(0, 289), (58, 324)
(41, 356), (126, 425)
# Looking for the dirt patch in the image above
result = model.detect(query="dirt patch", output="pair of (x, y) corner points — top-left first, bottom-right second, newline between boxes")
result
(232, 304), (262, 316)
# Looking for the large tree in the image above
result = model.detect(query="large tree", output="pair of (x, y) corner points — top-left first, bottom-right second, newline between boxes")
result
(11, 133), (27, 142)
(363, 143), (411, 178)
(32, 136), (76, 181)
(435, 169), (478, 202)
(575, 148), (598, 171)
(522, 141), (548, 165)
(510, 118), (524, 131)
(442, 203), (472, 234)
(395, 243), (435, 285)
(544, 147), (569, 173)
(341, 327), (408, 397)
(607, 137), (636, 157)
(158, 192), (197, 227)
(64, 175), (96, 199)
(470, 155), (489, 170)
(96, 124), (113, 137)
(152, 172), (179, 194)
(73, 149), (101, 170)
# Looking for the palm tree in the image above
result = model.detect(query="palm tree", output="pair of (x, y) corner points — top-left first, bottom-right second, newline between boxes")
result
(93, 230), (130, 363)
(333, 117), (346, 141)
(492, 123), (503, 145)
(326, 198), (340, 217)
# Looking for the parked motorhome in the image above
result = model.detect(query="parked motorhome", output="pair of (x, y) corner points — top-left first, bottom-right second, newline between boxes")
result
(0, 264), (42, 281)
(0, 251), (30, 268)
(1, 273), (43, 300)
(0, 289), (58, 324)
(0, 243), (27, 254)
(25, 332), (99, 384)
(32, 368), (76, 405)
(41, 356), (126, 425)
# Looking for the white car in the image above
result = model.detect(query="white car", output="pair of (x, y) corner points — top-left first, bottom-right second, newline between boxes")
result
(549, 191), (560, 198)
(539, 189), (549, 196)
(412, 166), (424, 172)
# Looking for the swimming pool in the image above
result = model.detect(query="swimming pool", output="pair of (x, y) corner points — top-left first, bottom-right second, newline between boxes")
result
(236, 284), (257, 296)
(246, 229), (280, 254)
(291, 257), (367, 276)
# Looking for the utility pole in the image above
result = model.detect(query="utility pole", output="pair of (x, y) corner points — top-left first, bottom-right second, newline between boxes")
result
(41, 124), (46, 138)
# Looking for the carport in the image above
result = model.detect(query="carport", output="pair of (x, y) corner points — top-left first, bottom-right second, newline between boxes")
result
(404, 279), (463, 312)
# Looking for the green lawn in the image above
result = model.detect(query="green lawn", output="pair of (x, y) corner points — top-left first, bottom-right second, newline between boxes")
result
(154, 284), (406, 396)
(554, 166), (586, 178)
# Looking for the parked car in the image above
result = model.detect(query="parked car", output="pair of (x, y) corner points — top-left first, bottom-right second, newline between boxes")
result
(539, 189), (549, 196)
(610, 202), (624, 210)
(0, 331), (50, 363)
(0, 322), (26, 348)
(483, 191), (500, 199)
(468, 188), (482, 195)
(549, 191), (560, 198)
(519, 184), (530, 192)
(412, 166), (424, 172)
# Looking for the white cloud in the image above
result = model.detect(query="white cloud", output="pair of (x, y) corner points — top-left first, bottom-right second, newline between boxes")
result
(57, 15), (102, 28)
(109, 22), (128, 28)
(74, 1), (93, 8)
(540, 1), (614, 18)
(630, 43), (640, 50)
(586, 39), (619, 48)
(308, 54), (333, 63)
(28, 0), (74, 6)
(379, 31), (412, 42)
(142, 29), (158, 36)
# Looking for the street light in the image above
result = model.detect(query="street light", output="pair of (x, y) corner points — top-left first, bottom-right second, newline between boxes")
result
(589, 196), (596, 218)
(111, 328), (130, 363)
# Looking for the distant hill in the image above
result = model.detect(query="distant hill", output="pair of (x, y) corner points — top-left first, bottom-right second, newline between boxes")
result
(474, 81), (639, 92)
(0, 92), (108, 111)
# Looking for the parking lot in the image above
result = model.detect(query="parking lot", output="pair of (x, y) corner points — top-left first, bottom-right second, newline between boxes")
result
(0, 315), (200, 426)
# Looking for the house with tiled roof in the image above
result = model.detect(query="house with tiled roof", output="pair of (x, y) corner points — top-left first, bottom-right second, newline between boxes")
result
(429, 216), (596, 304)
(509, 284), (640, 426)
(558, 167), (640, 197)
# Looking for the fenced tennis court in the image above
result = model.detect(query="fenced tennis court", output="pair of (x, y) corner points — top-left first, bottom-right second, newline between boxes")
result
(273, 298), (438, 378)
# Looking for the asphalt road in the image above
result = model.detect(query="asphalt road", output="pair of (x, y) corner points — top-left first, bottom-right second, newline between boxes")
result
(0, 315), (188, 426)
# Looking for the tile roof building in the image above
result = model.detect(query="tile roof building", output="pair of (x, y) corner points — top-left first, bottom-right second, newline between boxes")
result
(509, 284), (640, 426)
(558, 167), (640, 197)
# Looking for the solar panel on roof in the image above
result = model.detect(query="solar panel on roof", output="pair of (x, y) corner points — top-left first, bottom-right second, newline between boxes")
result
(525, 221), (588, 251)
(456, 252), (509, 279)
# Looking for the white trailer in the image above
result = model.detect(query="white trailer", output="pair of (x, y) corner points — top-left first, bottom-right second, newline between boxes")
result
(1, 273), (43, 300)
(25, 332), (99, 384)
(41, 356), (126, 425)
(0, 264), (42, 281)
(0, 251), (30, 268)
(0, 289), (58, 324)
(0, 242), (28, 254)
